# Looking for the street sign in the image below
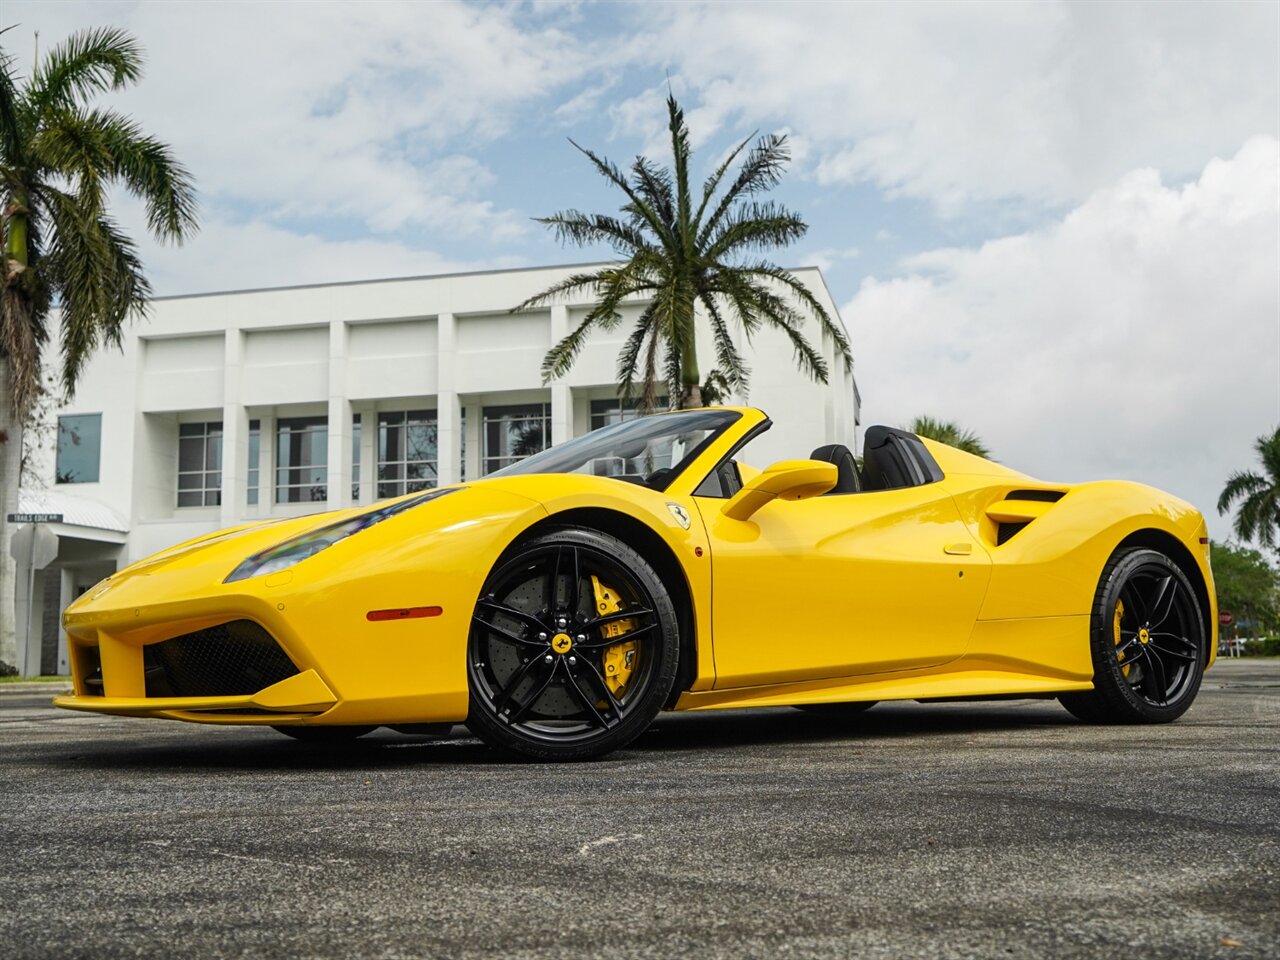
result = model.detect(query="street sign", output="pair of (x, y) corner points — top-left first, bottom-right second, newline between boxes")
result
(7, 512), (63, 524)
(1219, 611), (1233, 626)
(10, 524), (58, 569)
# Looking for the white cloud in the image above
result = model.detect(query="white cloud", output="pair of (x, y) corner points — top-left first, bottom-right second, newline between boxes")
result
(622, 1), (1280, 213)
(5, 0), (597, 237)
(805, 246), (861, 275)
(127, 213), (524, 297)
(844, 137), (1280, 536)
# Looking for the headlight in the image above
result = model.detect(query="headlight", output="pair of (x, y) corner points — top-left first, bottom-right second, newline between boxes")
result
(224, 487), (460, 583)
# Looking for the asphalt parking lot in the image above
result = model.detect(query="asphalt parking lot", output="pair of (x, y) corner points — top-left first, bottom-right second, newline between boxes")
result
(1, 659), (1277, 960)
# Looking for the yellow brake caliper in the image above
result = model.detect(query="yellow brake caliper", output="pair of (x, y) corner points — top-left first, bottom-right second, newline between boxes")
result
(591, 575), (638, 698)
(1114, 598), (1130, 677)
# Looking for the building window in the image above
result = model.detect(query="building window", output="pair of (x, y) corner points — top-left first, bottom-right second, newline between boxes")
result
(378, 410), (437, 498)
(246, 419), (260, 506)
(177, 421), (223, 507)
(276, 416), (328, 502)
(352, 413), (362, 501)
(483, 403), (550, 475)
(55, 414), (102, 484)
(589, 396), (668, 431)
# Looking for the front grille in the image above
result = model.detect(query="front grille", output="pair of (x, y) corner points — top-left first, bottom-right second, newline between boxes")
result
(143, 621), (299, 697)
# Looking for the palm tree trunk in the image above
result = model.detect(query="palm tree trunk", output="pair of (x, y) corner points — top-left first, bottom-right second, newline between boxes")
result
(0, 362), (21, 671)
(677, 289), (701, 408)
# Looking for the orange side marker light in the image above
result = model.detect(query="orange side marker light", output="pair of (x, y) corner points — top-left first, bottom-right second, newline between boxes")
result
(367, 606), (443, 622)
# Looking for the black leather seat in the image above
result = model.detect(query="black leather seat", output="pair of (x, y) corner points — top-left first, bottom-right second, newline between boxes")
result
(809, 443), (862, 494)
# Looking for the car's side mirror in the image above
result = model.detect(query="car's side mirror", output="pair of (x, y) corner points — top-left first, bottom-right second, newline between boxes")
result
(721, 460), (837, 522)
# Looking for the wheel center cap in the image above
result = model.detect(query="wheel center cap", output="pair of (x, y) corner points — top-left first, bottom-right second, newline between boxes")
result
(551, 633), (574, 654)
(1138, 628), (1150, 644)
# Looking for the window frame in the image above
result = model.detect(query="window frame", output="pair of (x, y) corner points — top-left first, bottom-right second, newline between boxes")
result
(275, 415), (329, 503)
(376, 409), (439, 499)
(482, 402), (551, 476)
(55, 413), (103, 485)
(176, 420), (224, 508)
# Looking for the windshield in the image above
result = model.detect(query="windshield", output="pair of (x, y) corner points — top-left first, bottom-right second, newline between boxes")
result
(488, 408), (741, 491)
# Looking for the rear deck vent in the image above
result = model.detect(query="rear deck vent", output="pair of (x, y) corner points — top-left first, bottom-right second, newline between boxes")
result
(143, 621), (298, 697)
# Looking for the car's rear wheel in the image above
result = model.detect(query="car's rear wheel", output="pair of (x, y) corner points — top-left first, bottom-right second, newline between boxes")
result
(272, 725), (377, 742)
(466, 528), (679, 761)
(1059, 547), (1206, 724)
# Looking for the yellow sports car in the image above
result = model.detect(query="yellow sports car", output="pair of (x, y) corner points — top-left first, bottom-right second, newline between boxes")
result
(58, 407), (1216, 760)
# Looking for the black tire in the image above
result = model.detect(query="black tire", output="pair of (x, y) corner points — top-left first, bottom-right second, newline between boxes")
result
(1059, 547), (1206, 724)
(795, 701), (878, 717)
(465, 527), (680, 761)
(271, 724), (377, 742)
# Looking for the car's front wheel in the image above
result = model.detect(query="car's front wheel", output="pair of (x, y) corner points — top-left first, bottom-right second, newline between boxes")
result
(1059, 547), (1206, 724)
(466, 528), (680, 761)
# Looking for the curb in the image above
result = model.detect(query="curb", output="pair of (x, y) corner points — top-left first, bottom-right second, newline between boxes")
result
(0, 682), (73, 696)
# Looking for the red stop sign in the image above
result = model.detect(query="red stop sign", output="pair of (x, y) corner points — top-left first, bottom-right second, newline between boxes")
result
(1219, 611), (1234, 626)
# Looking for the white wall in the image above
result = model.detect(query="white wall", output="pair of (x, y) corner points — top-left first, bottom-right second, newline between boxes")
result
(32, 263), (858, 567)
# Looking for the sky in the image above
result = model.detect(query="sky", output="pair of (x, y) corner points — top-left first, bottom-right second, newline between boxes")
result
(4, 0), (1279, 539)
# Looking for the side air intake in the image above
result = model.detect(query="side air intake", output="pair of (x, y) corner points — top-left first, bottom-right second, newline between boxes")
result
(986, 490), (1067, 545)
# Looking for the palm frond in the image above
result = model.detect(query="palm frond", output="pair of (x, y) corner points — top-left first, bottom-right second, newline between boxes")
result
(41, 186), (149, 396)
(0, 41), (24, 168)
(693, 133), (754, 231)
(712, 270), (827, 381)
(697, 133), (790, 247)
(704, 202), (808, 260)
(615, 304), (658, 405)
(698, 292), (749, 397)
(908, 415), (992, 458)
(630, 155), (675, 236)
(568, 138), (671, 251)
(27, 27), (143, 114)
(1218, 470), (1267, 515)
(534, 211), (657, 256)
(541, 308), (606, 385)
(666, 95), (693, 256)
(737, 261), (852, 371)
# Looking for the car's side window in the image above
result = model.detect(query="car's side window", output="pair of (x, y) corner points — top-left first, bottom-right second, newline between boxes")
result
(693, 459), (743, 499)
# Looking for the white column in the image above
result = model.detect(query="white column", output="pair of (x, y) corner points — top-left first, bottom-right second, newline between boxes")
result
(259, 412), (275, 508)
(220, 329), (247, 526)
(549, 305), (572, 444)
(464, 401), (482, 480)
(57, 567), (73, 674)
(436, 312), (460, 486)
(356, 403), (376, 505)
(822, 329), (837, 443)
(327, 321), (351, 509)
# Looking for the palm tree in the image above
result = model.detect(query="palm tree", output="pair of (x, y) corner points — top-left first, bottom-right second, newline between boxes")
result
(0, 27), (198, 670)
(1218, 427), (1280, 550)
(908, 415), (992, 459)
(517, 95), (851, 410)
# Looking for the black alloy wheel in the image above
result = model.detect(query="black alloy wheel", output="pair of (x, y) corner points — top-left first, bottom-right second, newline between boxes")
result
(1060, 547), (1206, 724)
(466, 527), (679, 761)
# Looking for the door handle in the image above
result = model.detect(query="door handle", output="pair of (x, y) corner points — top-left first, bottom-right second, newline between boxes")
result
(943, 543), (973, 556)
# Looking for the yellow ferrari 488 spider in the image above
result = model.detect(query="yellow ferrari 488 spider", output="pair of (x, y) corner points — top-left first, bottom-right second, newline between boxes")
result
(58, 407), (1216, 760)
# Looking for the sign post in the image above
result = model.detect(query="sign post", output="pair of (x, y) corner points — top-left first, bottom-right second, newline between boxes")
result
(7, 514), (62, 677)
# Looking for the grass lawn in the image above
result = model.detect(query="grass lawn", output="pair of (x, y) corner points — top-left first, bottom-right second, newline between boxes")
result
(0, 675), (71, 683)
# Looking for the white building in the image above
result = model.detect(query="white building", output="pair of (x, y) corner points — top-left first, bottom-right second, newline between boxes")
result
(11, 262), (859, 676)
